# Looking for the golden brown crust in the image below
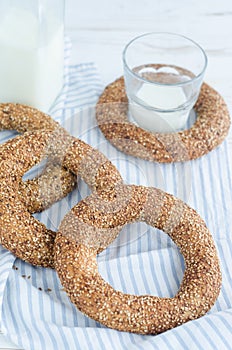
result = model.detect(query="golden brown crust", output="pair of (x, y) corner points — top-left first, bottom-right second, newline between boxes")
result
(0, 103), (77, 212)
(0, 103), (222, 332)
(18, 164), (77, 214)
(96, 78), (231, 162)
(0, 103), (59, 132)
(55, 185), (222, 334)
(0, 130), (122, 267)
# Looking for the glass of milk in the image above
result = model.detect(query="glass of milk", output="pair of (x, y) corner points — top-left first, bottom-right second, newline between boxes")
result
(123, 32), (207, 133)
(0, 0), (65, 112)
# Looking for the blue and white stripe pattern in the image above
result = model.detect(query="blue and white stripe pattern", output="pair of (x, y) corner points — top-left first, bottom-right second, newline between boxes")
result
(0, 55), (232, 349)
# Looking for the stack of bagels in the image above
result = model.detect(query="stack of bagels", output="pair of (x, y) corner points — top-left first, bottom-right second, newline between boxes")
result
(0, 103), (222, 334)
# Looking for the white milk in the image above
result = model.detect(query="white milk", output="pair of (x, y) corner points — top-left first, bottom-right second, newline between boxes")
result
(129, 83), (189, 133)
(0, 8), (64, 112)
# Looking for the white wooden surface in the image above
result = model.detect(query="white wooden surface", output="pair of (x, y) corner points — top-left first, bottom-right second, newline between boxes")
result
(0, 0), (232, 348)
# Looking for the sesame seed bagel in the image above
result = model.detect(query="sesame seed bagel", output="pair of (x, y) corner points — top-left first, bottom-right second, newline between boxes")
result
(96, 78), (230, 162)
(55, 185), (221, 334)
(0, 130), (123, 267)
(0, 103), (77, 213)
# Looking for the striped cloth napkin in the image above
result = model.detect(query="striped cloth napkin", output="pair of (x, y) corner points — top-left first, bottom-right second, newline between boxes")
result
(0, 47), (232, 349)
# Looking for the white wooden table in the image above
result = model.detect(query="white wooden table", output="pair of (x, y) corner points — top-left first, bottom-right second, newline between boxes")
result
(0, 0), (232, 348)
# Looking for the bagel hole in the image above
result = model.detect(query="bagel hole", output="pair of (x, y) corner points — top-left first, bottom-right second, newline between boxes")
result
(0, 130), (19, 144)
(25, 166), (92, 231)
(97, 222), (185, 298)
(23, 159), (48, 180)
(31, 176), (85, 231)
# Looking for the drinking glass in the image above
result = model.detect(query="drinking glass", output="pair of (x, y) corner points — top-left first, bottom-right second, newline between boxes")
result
(123, 32), (207, 133)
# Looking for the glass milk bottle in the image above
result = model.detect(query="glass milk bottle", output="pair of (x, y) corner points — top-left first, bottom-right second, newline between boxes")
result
(0, 0), (64, 112)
